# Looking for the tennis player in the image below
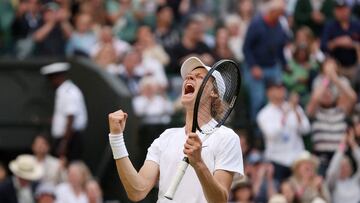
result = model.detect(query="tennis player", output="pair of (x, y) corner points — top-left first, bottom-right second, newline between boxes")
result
(108, 57), (243, 202)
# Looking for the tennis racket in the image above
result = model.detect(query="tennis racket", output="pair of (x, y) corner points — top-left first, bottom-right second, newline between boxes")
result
(164, 59), (242, 199)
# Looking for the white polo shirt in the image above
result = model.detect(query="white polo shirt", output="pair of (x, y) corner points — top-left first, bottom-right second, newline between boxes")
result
(52, 80), (87, 138)
(146, 126), (244, 203)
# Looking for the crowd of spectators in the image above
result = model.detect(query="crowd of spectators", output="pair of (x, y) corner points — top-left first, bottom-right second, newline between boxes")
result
(1, 0), (360, 202)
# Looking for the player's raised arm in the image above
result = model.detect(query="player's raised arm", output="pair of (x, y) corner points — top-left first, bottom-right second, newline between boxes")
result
(108, 110), (159, 202)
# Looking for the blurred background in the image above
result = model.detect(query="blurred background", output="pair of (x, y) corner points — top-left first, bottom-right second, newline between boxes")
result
(0, 0), (359, 202)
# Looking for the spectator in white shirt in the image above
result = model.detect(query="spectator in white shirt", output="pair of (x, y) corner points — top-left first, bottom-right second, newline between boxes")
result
(257, 80), (310, 184)
(32, 135), (65, 184)
(40, 62), (88, 161)
(132, 76), (174, 161)
(55, 161), (91, 203)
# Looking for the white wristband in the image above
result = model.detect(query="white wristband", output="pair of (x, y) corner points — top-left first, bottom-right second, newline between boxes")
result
(109, 133), (129, 159)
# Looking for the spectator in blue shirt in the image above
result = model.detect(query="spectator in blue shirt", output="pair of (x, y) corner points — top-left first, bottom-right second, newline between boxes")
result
(321, 0), (360, 81)
(243, 0), (288, 122)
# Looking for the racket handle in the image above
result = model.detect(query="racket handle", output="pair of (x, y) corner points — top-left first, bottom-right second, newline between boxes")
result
(164, 157), (189, 200)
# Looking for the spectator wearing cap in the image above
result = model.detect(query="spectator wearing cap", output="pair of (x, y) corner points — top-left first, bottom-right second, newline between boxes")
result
(242, 0), (289, 122)
(288, 151), (330, 203)
(35, 182), (56, 203)
(257, 81), (310, 184)
(293, 0), (334, 37)
(32, 2), (72, 56)
(243, 150), (276, 203)
(0, 154), (44, 203)
(307, 58), (356, 175)
(325, 127), (360, 203)
(31, 135), (65, 184)
(40, 62), (87, 161)
(320, 0), (360, 81)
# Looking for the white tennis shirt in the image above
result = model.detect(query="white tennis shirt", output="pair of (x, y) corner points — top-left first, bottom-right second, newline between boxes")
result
(146, 126), (244, 203)
(52, 80), (87, 138)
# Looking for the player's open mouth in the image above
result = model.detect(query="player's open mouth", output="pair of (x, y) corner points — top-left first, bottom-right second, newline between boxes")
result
(184, 83), (195, 95)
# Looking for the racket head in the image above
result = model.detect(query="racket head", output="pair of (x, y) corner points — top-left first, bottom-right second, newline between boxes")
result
(192, 59), (241, 134)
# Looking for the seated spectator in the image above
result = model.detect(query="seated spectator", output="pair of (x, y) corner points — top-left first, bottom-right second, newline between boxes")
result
(169, 16), (214, 74)
(55, 161), (91, 203)
(283, 43), (319, 106)
(211, 27), (235, 61)
(35, 182), (56, 203)
(66, 13), (97, 57)
(257, 81), (310, 184)
(11, 0), (42, 58)
(32, 2), (72, 56)
(293, 0), (334, 37)
(91, 25), (130, 69)
(191, 13), (216, 49)
(132, 76), (174, 161)
(86, 179), (103, 203)
(76, 0), (106, 28)
(32, 134), (65, 184)
(279, 180), (299, 203)
(307, 58), (357, 175)
(230, 176), (254, 203)
(244, 151), (276, 203)
(288, 151), (330, 203)
(0, 162), (7, 183)
(135, 25), (170, 66)
(153, 4), (180, 52)
(321, 0), (360, 81)
(106, 0), (138, 43)
(326, 128), (360, 203)
(107, 50), (144, 96)
(224, 15), (244, 63)
(0, 154), (44, 203)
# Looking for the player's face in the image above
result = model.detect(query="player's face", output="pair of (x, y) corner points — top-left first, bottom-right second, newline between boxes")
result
(181, 67), (208, 108)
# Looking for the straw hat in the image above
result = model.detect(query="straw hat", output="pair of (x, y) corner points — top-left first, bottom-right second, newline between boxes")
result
(292, 151), (319, 171)
(9, 154), (44, 181)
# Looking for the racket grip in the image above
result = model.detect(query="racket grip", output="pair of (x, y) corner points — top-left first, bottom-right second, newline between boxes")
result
(164, 157), (189, 200)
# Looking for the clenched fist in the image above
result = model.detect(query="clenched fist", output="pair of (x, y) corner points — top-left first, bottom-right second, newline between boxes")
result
(108, 110), (128, 134)
(183, 133), (203, 167)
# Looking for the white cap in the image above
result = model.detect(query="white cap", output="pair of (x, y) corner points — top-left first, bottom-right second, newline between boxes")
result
(40, 62), (70, 75)
(180, 57), (226, 99)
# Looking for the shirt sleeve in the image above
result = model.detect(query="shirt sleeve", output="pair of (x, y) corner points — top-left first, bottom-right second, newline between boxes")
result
(214, 132), (244, 175)
(146, 134), (162, 164)
(62, 90), (79, 116)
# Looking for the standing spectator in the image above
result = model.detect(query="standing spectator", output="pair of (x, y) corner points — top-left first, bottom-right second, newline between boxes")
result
(32, 135), (65, 184)
(135, 25), (170, 66)
(55, 161), (91, 203)
(11, 0), (42, 58)
(257, 81), (310, 184)
(321, 0), (360, 81)
(169, 17), (214, 73)
(294, 0), (334, 36)
(86, 179), (103, 203)
(35, 182), (56, 203)
(326, 128), (360, 203)
(66, 13), (97, 57)
(132, 76), (174, 161)
(0, 154), (44, 203)
(307, 58), (357, 175)
(90, 25), (131, 69)
(153, 4), (180, 52)
(40, 62), (88, 161)
(243, 0), (288, 121)
(211, 27), (235, 61)
(288, 151), (330, 203)
(32, 2), (72, 56)
(283, 44), (319, 106)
